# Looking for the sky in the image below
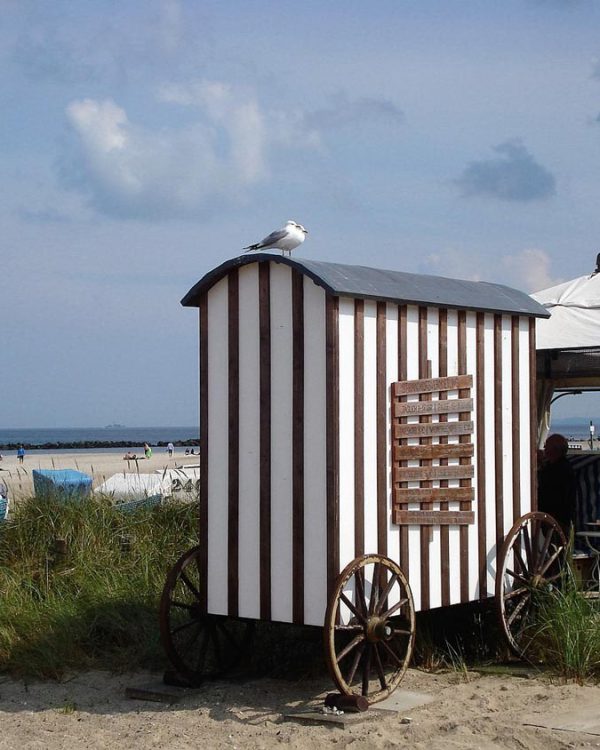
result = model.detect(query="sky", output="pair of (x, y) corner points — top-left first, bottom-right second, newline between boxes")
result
(2, 0), (600, 427)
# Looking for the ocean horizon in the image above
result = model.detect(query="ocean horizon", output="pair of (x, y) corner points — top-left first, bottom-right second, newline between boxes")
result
(0, 426), (198, 452)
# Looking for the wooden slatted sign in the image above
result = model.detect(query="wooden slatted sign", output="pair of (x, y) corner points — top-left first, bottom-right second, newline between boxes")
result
(392, 374), (475, 526)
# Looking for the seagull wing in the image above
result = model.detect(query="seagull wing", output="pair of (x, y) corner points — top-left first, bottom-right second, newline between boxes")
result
(244, 228), (289, 251)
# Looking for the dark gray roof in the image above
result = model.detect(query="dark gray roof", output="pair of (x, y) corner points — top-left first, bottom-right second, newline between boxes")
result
(181, 254), (549, 317)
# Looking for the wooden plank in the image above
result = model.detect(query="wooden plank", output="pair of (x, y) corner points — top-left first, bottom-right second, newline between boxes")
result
(227, 268), (239, 616)
(392, 374), (472, 396)
(393, 398), (473, 417)
(476, 312), (486, 599)
(394, 487), (474, 503)
(198, 296), (209, 613)
(377, 301), (387, 557)
(394, 510), (475, 526)
(326, 295), (340, 600)
(393, 443), (474, 460)
(458, 310), (470, 603)
(438, 308), (450, 607)
(398, 305), (409, 578)
(292, 269), (304, 624)
(511, 316), (521, 523)
(397, 465), (474, 481)
(529, 318), (538, 511)
(393, 421), (473, 438)
(354, 300), (364, 557)
(259, 262), (271, 620)
(494, 314), (504, 551)
(418, 307), (431, 610)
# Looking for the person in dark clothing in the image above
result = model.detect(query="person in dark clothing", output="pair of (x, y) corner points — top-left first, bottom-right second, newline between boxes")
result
(538, 433), (576, 536)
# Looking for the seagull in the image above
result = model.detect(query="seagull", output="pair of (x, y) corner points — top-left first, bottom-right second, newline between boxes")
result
(243, 220), (308, 257)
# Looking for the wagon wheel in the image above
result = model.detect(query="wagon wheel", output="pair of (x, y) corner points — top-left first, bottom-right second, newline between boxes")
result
(159, 545), (254, 683)
(324, 554), (416, 704)
(496, 511), (567, 659)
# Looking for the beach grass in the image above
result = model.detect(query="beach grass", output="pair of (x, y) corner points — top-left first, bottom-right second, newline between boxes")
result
(0, 493), (197, 678)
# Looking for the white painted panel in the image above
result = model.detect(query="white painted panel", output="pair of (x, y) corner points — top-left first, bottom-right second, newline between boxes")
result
(426, 307), (442, 610)
(446, 310), (461, 604)
(465, 313), (479, 601)
(338, 298), (356, 570)
(237, 265), (261, 619)
(385, 304), (400, 569)
(207, 277), (229, 616)
(270, 264), (294, 623)
(363, 302), (378, 557)
(483, 314), (497, 597)
(519, 319), (532, 515)
(501, 317), (514, 538)
(303, 278), (328, 626)
(405, 305), (421, 610)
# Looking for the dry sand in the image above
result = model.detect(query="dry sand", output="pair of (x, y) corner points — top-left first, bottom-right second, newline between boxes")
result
(0, 450), (197, 502)
(0, 667), (599, 749)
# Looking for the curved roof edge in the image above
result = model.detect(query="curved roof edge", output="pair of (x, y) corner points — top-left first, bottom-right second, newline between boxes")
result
(181, 254), (549, 318)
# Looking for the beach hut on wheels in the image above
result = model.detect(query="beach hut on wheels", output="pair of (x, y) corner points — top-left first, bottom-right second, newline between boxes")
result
(160, 253), (562, 703)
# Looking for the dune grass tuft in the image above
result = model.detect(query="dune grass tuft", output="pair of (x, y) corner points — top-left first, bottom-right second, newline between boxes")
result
(0, 493), (197, 678)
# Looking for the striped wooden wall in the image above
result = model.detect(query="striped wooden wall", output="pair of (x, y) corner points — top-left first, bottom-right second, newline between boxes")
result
(197, 258), (537, 626)
(336, 301), (536, 611)
(200, 262), (330, 627)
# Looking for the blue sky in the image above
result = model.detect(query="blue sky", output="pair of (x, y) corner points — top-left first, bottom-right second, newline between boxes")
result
(2, 0), (600, 427)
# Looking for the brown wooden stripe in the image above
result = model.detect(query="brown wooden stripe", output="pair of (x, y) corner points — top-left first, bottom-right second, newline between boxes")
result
(511, 316), (521, 522)
(394, 487), (474, 503)
(393, 443), (474, 460)
(198, 295), (209, 613)
(529, 318), (538, 511)
(494, 315), (504, 551)
(227, 269), (239, 616)
(398, 305), (409, 577)
(326, 295), (340, 599)
(458, 311), (470, 602)
(392, 375), (472, 395)
(418, 307), (430, 610)
(393, 398), (473, 417)
(476, 312), (487, 599)
(292, 270), (304, 624)
(377, 302), (387, 557)
(438, 308), (450, 605)
(354, 300), (365, 557)
(395, 510), (475, 525)
(259, 263), (271, 620)
(398, 465), (474, 481)
(393, 421), (474, 438)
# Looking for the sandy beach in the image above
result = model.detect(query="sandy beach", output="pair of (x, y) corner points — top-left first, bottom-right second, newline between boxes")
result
(1, 666), (599, 750)
(0, 449), (198, 502)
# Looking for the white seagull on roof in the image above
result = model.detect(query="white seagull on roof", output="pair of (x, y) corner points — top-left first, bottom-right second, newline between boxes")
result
(243, 220), (308, 257)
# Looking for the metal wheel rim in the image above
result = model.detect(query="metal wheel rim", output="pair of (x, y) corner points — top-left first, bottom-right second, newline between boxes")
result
(159, 545), (254, 682)
(323, 554), (415, 704)
(496, 511), (567, 659)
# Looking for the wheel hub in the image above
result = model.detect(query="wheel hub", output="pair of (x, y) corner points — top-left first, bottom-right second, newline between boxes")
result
(367, 618), (393, 642)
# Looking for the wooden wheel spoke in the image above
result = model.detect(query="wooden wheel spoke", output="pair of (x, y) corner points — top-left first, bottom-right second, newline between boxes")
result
(336, 633), (366, 663)
(378, 637), (403, 666)
(170, 599), (195, 611)
(335, 624), (365, 631)
(534, 527), (553, 575)
(373, 643), (388, 691)
(346, 642), (364, 686)
(391, 627), (413, 637)
(354, 570), (369, 620)
(538, 545), (565, 577)
(180, 570), (201, 601)
(522, 526), (533, 571)
(361, 643), (372, 696)
(368, 563), (380, 616)
(376, 574), (399, 616)
(379, 597), (407, 620)
(340, 592), (368, 625)
(506, 591), (531, 627)
(503, 584), (528, 600)
(512, 545), (529, 579)
(505, 568), (530, 588)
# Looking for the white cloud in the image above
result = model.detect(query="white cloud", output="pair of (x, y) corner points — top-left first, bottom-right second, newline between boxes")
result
(501, 248), (562, 292)
(63, 86), (270, 219)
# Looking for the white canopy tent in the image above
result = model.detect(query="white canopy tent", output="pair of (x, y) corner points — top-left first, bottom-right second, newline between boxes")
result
(532, 256), (600, 444)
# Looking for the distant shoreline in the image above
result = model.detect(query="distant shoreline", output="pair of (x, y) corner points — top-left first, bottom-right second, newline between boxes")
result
(0, 439), (199, 451)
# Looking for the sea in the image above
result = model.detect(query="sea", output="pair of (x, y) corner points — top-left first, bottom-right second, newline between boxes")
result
(0, 426), (198, 455)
